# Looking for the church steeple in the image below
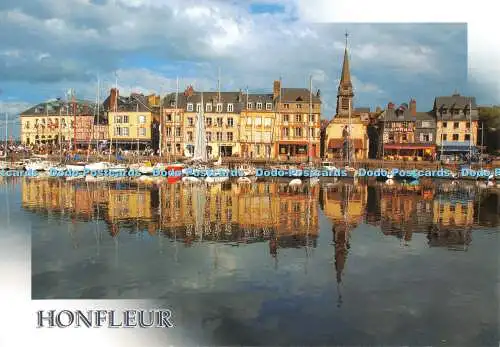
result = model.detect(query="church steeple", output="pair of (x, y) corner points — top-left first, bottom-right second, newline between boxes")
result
(336, 31), (354, 116)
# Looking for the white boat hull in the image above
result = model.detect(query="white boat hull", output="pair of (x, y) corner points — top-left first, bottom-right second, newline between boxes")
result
(205, 176), (229, 183)
(289, 178), (302, 186)
(65, 164), (85, 172)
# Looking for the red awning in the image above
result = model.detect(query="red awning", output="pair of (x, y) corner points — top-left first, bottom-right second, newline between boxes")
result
(384, 144), (436, 150)
(328, 138), (364, 149)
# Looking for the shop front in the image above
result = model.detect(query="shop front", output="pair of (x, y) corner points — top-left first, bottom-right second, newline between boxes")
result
(383, 143), (436, 161)
(438, 141), (478, 161)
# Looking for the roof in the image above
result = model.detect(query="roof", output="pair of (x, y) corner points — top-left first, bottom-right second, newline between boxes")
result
(279, 88), (321, 104)
(415, 112), (435, 121)
(382, 107), (416, 121)
(163, 90), (245, 112)
(354, 107), (370, 113)
(434, 93), (477, 109)
(20, 98), (97, 116)
(103, 93), (150, 113)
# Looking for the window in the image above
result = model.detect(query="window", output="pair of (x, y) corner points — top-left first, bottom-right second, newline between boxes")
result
(25, 121), (30, 129)
(453, 122), (459, 129)
(256, 102), (262, 110)
(296, 104), (302, 109)
(138, 115), (146, 124)
(187, 103), (193, 111)
(295, 128), (302, 137)
(309, 128), (314, 137)
(247, 102), (252, 109)
(216, 132), (223, 141)
(123, 115), (129, 123)
(264, 118), (272, 127)
(188, 117), (194, 126)
(206, 117), (212, 126)
(309, 114), (315, 122)
(442, 134), (447, 141)
(216, 117), (223, 127)
(422, 134), (430, 142)
(206, 132), (212, 141)
(196, 103), (202, 112)
(295, 114), (301, 122)
(166, 127), (172, 136)
(115, 115), (122, 123)
(255, 118), (262, 126)
(246, 118), (252, 125)
(452, 134), (459, 141)
(284, 104), (289, 109)
(123, 127), (129, 136)
(465, 122), (470, 129)
(227, 103), (234, 112)
(227, 132), (233, 141)
(442, 122), (447, 128)
(465, 134), (471, 141)
(165, 114), (172, 122)
(283, 114), (289, 122)
(187, 131), (193, 141)
(421, 121), (431, 128)
(216, 103), (223, 112)
(266, 103), (272, 110)
(206, 103), (212, 112)
(170, 100), (175, 107)
(283, 127), (289, 137)
(227, 118), (234, 127)
(402, 134), (408, 141)
(139, 128), (146, 136)
(175, 127), (181, 137)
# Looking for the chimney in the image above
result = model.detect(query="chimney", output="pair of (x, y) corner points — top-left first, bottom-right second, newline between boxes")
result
(273, 80), (281, 99)
(184, 85), (194, 97)
(109, 88), (119, 112)
(409, 99), (416, 116)
(387, 102), (394, 109)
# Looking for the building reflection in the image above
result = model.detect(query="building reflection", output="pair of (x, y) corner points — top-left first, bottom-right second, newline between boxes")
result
(20, 178), (498, 256)
(21, 179), (320, 254)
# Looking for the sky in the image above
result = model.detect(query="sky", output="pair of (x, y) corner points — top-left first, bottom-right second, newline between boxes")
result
(0, 0), (497, 138)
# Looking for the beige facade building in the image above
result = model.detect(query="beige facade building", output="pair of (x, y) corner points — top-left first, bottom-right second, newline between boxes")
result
(325, 37), (370, 160)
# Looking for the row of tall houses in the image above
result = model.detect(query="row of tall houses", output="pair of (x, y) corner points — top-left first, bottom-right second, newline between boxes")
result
(323, 40), (480, 161)
(19, 38), (479, 161)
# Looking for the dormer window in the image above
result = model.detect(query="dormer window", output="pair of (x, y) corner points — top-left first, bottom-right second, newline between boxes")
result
(216, 103), (223, 112)
(196, 103), (202, 112)
(206, 103), (212, 112)
(170, 100), (175, 107)
(256, 102), (262, 110)
(247, 102), (252, 109)
(187, 103), (193, 111)
(227, 103), (234, 112)
(266, 103), (272, 110)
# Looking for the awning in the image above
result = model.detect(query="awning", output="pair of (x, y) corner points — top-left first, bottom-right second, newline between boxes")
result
(439, 146), (478, 152)
(441, 141), (473, 147)
(328, 138), (364, 149)
(384, 144), (436, 150)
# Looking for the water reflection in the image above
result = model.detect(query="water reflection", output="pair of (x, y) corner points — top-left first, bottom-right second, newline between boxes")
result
(20, 178), (499, 252)
(5, 176), (499, 344)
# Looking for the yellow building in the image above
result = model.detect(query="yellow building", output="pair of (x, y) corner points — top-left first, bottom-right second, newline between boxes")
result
(325, 37), (369, 160)
(273, 80), (322, 160)
(104, 88), (152, 150)
(239, 93), (277, 159)
(20, 98), (95, 146)
(163, 86), (240, 158)
(433, 93), (479, 160)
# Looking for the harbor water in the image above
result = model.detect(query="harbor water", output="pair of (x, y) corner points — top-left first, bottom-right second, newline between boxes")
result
(1, 176), (499, 346)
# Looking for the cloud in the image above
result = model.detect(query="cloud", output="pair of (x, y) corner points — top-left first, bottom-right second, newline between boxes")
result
(0, 0), (479, 137)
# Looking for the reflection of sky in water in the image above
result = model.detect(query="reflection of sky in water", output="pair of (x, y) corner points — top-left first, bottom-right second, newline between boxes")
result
(2, 177), (498, 346)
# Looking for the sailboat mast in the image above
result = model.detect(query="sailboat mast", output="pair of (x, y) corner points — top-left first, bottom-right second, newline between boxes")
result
(309, 75), (312, 165)
(174, 76), (179, 162)
(96, 77), (100, 155)
(159, 86), (163, 157)
(468, 99), (472, 164)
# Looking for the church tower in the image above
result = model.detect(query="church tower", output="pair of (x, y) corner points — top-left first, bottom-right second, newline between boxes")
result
(336, 32), (354, 117)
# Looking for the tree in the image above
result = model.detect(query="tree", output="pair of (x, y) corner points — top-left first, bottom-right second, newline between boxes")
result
(478, 106), (500, 154)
